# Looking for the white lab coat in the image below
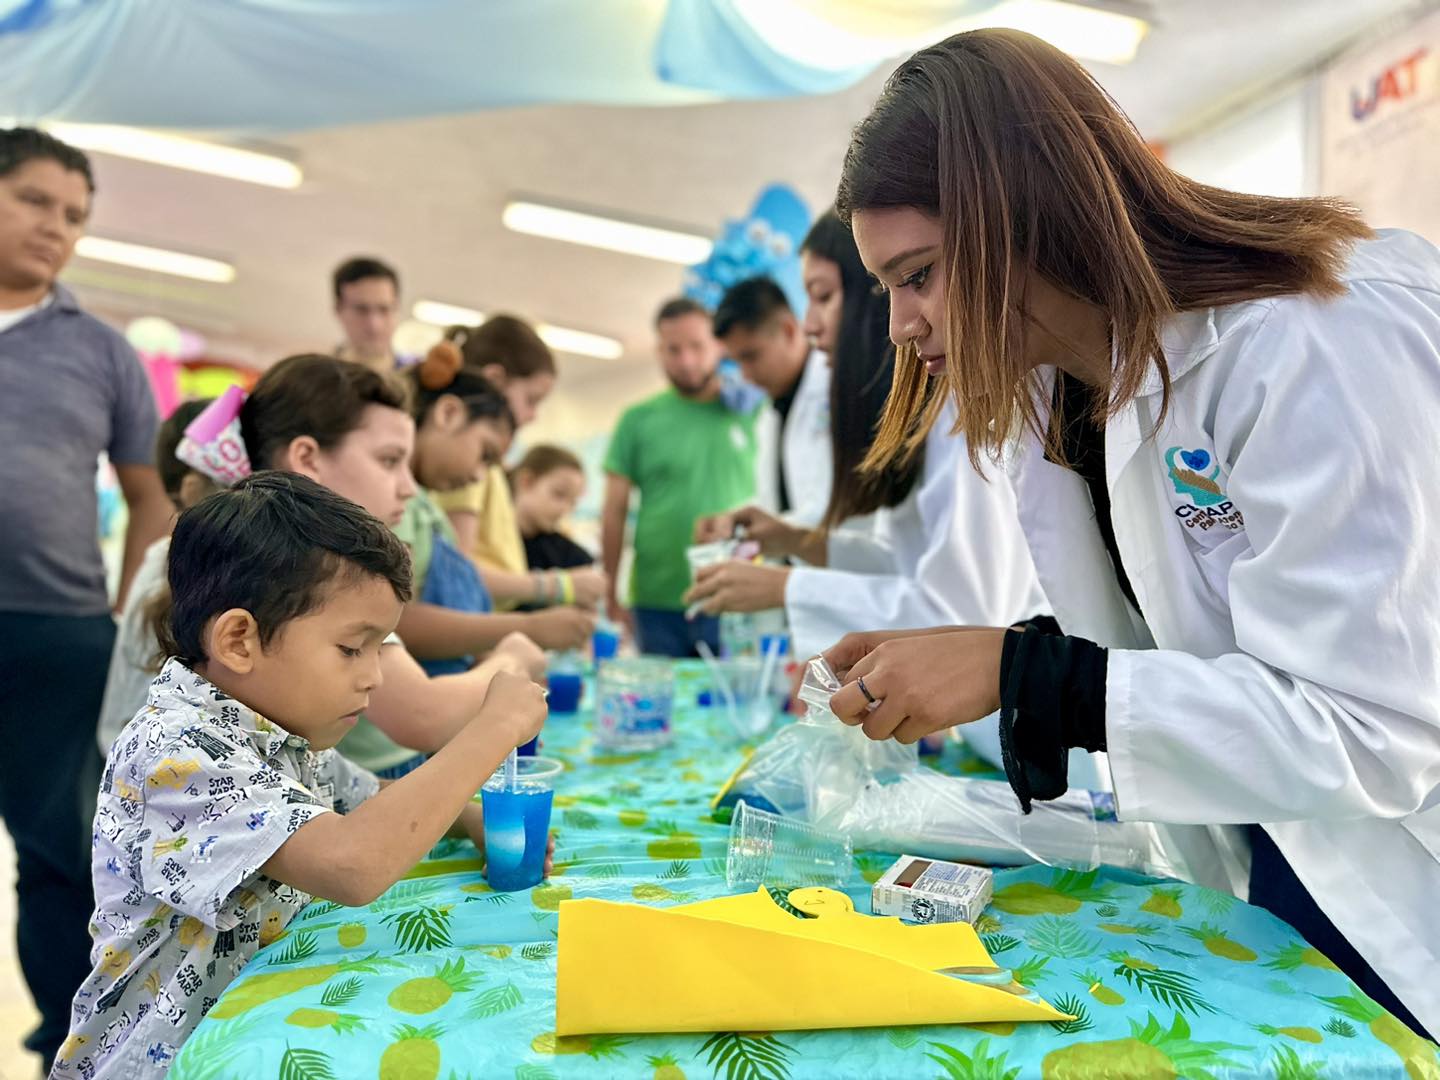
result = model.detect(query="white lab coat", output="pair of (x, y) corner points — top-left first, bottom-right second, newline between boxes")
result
(754, 349), (833, 528)
(1008, 228), (1440, 1034)
(786, 400), (1049, 659)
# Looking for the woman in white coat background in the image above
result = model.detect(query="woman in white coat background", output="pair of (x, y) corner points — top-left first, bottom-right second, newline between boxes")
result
(687, 209), (1048, 667)
(825, 29), (1440, 1040)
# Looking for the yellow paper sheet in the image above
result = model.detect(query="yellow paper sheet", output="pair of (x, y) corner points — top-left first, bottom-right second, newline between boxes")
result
(556, 886), (1069, 1035)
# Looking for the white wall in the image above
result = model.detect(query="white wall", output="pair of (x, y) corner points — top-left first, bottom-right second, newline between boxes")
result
(1165, 80), (1318, 197)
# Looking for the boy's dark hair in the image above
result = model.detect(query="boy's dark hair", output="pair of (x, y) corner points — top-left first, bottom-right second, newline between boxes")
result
(712, 277), (791, 338)
(0, 127), (95, 192)
(242, 354), (410, 469)
(158, 471), (412, 665)
(332, 256), (400, 303)
(445, 313), (555, 378)
(654, 296), (709, 329)
(156, 398), (215, 501)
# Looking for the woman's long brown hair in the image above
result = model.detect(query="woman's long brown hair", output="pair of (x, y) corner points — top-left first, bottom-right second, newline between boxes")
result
(836, 29), (1372, 470)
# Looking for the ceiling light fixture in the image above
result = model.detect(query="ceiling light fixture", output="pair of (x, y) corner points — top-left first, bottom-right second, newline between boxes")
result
(984, 1), (1149, 65)
(46, 123), (303, 188)
(74, 237), (236, 283)
(502, 200), (713, 266)
(412, 299), (484, 327)
(412, 301), (624, 360)
(536, 324), (625, 362)
(732, 0), (1148, 68)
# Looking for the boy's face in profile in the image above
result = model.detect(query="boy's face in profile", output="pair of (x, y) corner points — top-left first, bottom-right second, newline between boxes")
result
(208, 572), (402, 750)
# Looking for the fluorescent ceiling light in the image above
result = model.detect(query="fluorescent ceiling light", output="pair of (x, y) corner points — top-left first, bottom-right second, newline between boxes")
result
(502, 201), (713, 266)
(536, 324), (624, 362)
(412, 300), (624, 360)
(985, 1), (1148, 65)
(733, 0), (1148, 68)
(46, 123), (302, 189)
(412, 299), (484, 327)
(74, 237), (236, 283)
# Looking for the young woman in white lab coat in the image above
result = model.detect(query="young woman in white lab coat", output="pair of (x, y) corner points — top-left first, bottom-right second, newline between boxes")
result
(686, 210), (1047, 662)
(824, 29), (1440, 1041)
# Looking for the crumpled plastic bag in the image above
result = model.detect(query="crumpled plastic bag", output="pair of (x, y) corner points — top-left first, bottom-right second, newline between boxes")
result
(720, 658), (1239, 888)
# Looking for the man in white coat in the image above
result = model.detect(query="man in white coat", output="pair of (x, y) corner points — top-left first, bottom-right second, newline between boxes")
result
(713, 277), (832, 528)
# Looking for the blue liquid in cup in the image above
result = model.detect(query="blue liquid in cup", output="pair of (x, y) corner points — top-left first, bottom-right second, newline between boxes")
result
(592, 628), (620, 661)
(547, 671), (584, 713)
(481, 785), (554, 892)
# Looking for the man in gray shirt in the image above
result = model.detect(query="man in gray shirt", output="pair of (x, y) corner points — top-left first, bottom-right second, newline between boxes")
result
(0, 127), (171, 1072)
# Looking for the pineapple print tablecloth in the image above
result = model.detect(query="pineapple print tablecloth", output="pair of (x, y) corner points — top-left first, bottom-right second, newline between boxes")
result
(171, 663), (1437, 1080)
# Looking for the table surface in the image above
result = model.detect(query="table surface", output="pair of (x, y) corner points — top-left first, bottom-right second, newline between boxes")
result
(170, 663), (1433, 1080)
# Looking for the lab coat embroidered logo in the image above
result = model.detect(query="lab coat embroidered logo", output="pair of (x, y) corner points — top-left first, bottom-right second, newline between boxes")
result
(1166, 447), (1224, 505)
(1165, 446), (1245, 536)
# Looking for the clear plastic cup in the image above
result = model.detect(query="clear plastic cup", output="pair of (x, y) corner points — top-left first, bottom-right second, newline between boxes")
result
(595, 658), (675, 751)
(726, 801), (853, 890)
(479, 756), (562, 891)
(712, 657), (773, 740)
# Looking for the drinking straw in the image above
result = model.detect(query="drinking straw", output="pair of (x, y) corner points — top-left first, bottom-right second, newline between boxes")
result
(504, 747), (518, 792)
(696, 640), (738, 732)
(754, 633), (783, 732)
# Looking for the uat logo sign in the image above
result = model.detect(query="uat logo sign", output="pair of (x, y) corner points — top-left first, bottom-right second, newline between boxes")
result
(1351, 46), (1429, 121)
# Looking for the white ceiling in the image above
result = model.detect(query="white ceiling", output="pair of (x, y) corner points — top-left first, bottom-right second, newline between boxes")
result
(58, 0), (1428, 441)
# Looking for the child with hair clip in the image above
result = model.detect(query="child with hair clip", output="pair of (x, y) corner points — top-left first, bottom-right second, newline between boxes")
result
(53, 472), (549, 1078)
(392, 344), (595, 674)
(148, 355), (546, 780)
(430, 318), (608, 612)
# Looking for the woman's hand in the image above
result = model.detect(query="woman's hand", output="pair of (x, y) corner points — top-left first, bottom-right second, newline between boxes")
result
(683, 562), (790, 615)
(821, 626), (968, 680)
(827, 628), (1011, 744)
(694, 505), (806, 560)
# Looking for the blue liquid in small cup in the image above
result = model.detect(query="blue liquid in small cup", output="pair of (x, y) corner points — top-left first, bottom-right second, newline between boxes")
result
(547, 671), (584, 713)
(592, 629), (620, 661)
(481, 785), (554, 892)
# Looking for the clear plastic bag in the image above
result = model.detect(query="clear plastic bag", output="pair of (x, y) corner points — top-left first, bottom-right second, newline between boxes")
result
(732, 657), (917, 822)
(724, 658), (1230, 884)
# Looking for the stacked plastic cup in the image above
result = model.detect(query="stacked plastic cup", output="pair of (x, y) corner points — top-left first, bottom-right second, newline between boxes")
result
(726, 801), (853, 890)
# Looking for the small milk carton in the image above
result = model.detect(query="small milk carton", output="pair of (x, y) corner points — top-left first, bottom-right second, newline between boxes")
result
(871, 855), (993, 925)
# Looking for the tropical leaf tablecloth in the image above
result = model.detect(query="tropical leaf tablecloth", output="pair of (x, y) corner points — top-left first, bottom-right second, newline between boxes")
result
(172, 662), (1437, 1080)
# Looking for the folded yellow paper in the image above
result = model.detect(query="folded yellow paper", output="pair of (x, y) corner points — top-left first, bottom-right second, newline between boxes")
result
(556, 886), (1070, 1035)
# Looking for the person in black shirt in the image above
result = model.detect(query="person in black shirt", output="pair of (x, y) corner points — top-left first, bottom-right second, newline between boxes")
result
(511, 444), (595, 573)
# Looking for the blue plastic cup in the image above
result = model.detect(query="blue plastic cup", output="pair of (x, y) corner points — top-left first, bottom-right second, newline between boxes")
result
(592, 627), (620, 661)
(547, 670), (584, 713)
(480, 756), (562, 891)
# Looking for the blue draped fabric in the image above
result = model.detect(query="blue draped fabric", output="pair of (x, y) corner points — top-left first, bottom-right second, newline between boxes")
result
(0, 0), (894, 130)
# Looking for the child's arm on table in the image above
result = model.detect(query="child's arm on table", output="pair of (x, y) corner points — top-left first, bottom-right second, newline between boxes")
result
(397, 602), (595, 657)
(366, 634), (546, 754)
(262, 671), (547, 906)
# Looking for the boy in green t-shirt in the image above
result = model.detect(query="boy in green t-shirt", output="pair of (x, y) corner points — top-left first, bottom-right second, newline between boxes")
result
(602, 297), (758, 656)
